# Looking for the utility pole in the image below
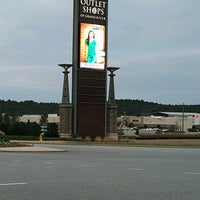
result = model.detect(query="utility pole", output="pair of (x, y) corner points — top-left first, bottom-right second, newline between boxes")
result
(182, 103), (184, 132)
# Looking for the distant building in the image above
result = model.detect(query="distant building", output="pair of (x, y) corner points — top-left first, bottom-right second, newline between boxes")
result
(19, 114), (60, 124)
(118, 112), (200, 132)
(19, 115), (42, 123)
(48, 114), (60, 123)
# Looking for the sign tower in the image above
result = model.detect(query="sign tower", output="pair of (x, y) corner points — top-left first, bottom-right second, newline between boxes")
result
(72, 0), (108, 139)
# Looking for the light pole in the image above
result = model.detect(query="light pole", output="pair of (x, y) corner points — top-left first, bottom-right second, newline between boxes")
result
(58, 63), (73, 138)
(182, 103), (185, 132)
(107, 66), (119, 140)
(107, 67), (120, 106)
(58, 64), (73, 104)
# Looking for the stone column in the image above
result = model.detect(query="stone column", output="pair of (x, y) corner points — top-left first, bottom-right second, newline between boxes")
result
(107, 67), (119, 141)
(59, 103), (72, 138)
(58, 64), (72, 138)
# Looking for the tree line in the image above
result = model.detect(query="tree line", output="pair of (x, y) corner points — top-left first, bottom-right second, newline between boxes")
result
(1, 99), (200, 117)
(0, 100), (59, 116)
(116, 99), (200, 116)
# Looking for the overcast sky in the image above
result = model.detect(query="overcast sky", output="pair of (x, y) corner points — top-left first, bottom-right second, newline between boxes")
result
(1, 0), (200, 105)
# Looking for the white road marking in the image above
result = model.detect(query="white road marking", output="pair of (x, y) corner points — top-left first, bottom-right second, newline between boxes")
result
(80, 165), (94, 168)
(184, 172), (200, 175)
(43, 162), (54, 165)
(0, 183), (27, 186)
(127, 168), (145, 171)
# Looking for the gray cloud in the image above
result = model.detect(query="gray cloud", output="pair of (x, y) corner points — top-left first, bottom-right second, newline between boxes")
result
(0, 0), (200, 104)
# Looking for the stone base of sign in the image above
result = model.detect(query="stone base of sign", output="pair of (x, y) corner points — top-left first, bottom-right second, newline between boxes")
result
(107, 105), (118, 133)
(59, 103), (72, 138)
(59, 133), (72, 139)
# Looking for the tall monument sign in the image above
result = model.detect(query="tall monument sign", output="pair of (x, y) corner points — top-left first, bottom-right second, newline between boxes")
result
(72, 0), (108, 139)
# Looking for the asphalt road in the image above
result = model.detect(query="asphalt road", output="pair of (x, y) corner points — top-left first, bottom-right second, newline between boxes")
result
(0, 144), (200, 200)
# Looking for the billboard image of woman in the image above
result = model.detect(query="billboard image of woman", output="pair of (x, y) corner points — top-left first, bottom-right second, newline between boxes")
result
(80, 23), (106, 70)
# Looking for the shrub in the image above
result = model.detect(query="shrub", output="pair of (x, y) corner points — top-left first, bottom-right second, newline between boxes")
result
(6, 135), (38, 141)
(44, 123), (59, 137)
(9, 122), (27, 136)
(0, 123), (10, 135)
(94, 137), (102, 142)
(0, 133), (9, 144)
(84, 136), (91, 142)
(26, 122), (40, 137)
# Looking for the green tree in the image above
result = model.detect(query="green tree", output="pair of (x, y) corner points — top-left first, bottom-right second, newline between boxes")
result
(0, 113), (2, 123)
(2, 113), (11, 124)
(0, 133), (9, 143)
(0, 114), (11, 135)
(0, 123), (10, 135)
(10, 122), (26, 136)
(39, 115), (48, 126)
(10, 115), (19, 124)
(44, 123), (59, 137)
(27, 122), (41, 137)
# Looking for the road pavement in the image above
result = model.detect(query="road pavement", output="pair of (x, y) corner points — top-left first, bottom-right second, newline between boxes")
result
(0, 144), (200, 200)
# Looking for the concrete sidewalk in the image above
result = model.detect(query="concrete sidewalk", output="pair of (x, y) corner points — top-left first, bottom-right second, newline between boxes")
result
(0, 145), (67, 152)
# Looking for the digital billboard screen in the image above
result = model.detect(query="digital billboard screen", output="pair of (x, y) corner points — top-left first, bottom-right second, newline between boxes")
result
(80, 23), (106, 70)
(78, 0), (108, 70)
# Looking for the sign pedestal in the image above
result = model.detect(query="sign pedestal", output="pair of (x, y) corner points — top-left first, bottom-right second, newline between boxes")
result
(106, 105), (118, 141)
(59, 104), (72, 138)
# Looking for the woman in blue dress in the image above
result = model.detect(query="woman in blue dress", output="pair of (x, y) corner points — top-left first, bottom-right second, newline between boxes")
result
(85, 30), (97, 63)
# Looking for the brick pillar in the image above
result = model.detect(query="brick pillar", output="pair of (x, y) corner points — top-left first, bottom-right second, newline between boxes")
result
(107, 105), (118, 133)
(59, 103), (72, 138)
(107, 105), (118, 141)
